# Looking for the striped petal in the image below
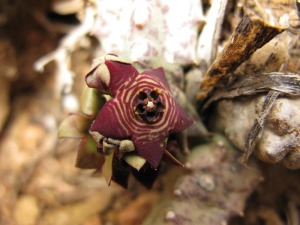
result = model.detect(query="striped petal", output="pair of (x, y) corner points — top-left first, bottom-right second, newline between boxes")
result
(104, 60), (139, 96)
(89, 98), (130, 139)
(172, 102), (195, 133)
(141, 67), (171, 92)
(133, 136), (166, 169)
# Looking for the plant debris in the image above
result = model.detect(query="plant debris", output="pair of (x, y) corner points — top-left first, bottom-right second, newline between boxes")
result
(197, 15), (284, 101)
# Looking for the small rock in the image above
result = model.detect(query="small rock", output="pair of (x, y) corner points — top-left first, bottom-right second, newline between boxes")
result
(13, 195), (40, 225)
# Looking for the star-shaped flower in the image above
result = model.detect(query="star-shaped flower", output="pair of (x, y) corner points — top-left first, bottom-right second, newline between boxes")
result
(86, 54), (193, 169)
(59, 54), (194, 188)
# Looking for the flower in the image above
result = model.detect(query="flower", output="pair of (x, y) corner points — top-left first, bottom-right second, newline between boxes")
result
(59, 54), (193, 188)
(86, 54), (193, 169)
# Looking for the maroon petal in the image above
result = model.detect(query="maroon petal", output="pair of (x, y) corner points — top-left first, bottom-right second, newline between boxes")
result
(89, 99), (130, 139)
(131, 164), (159, 189)
(104, 60), (139, 96)
(133, 137), (166, 169)
(172, 102), (194, 133)
(111, 158), (130, 188)
(141, 67), (171, 92)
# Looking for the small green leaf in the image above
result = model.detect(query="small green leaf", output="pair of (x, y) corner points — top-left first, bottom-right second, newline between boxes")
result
(76, 135), (104, 169)
(59, 113), (94, 138)
(124, 154), (147, 171)
(80, 86), (105, 118)
(58, 114), (86, 138)
(102, 148), (115, 185)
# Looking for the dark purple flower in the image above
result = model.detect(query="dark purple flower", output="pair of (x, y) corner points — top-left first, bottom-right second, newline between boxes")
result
(86, 54), (193, 169)
(59, 54), (194, 188)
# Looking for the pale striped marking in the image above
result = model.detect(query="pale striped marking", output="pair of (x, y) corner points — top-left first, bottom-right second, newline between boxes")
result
(109, 73), (180, 144)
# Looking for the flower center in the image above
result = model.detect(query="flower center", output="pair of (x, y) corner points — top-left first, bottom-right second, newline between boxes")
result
(134, 88), (165, 122)
(147, 101), (155, 109)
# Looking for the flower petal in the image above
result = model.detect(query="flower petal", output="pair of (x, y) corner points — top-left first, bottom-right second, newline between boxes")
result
(172, 102), (194, 133)
(89, 99), (130, 139)
(111, 158), (130, 188)
(131, 164), (159, 189)
(133, 136), (166, 168)
(141, 67), (171, 91)
(104, 60), (139, 95)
